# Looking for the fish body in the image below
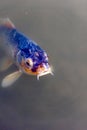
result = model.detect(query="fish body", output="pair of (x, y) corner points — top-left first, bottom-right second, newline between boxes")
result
(0, 18), (52, 87)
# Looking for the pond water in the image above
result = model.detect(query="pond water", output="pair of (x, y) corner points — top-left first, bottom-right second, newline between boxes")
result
(0, 0), (87, 130)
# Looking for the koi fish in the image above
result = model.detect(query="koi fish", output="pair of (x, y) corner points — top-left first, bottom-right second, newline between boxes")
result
(0, 18), (53, 87)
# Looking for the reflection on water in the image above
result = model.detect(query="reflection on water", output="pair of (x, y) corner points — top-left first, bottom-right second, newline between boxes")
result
(0, 0), (87, 129)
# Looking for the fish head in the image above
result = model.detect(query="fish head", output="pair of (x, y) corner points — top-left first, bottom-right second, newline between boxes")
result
(19, 44), (53, 79)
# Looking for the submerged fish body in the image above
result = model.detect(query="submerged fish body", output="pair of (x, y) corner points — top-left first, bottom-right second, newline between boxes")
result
(0, 18), (52, 87)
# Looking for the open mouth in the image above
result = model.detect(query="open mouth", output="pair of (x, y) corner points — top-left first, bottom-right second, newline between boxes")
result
(37, 66), (53, 80)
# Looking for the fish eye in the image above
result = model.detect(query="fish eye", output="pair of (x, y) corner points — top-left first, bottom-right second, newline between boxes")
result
(25, 58), (33, 68)
(26, 61), (30, 66)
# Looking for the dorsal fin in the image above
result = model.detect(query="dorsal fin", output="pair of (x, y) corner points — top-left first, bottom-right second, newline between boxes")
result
(0, 18), (15, 28)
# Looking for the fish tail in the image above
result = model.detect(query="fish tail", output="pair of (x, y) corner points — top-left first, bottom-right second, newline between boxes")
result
(0, 18), (15, 29)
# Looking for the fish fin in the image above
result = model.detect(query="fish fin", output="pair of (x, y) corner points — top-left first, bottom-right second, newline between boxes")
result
(0, 18), (15, 28)
(0, 58), (12, 71)
(1, 70), (22, 88)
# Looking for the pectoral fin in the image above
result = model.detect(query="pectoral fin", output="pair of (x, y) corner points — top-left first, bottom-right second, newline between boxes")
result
(1, 70), (22, 87)
(0, 58), (12, 71)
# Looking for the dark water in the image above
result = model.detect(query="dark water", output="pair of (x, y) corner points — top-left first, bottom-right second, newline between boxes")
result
(0, 0), (87, 130)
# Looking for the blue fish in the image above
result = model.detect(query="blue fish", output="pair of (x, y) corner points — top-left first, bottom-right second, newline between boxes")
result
(0, 18), (53, 87)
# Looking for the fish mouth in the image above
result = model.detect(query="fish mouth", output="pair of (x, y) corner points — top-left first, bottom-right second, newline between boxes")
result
(37, 65), (53, 80)
(20, 60), (53, 78)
